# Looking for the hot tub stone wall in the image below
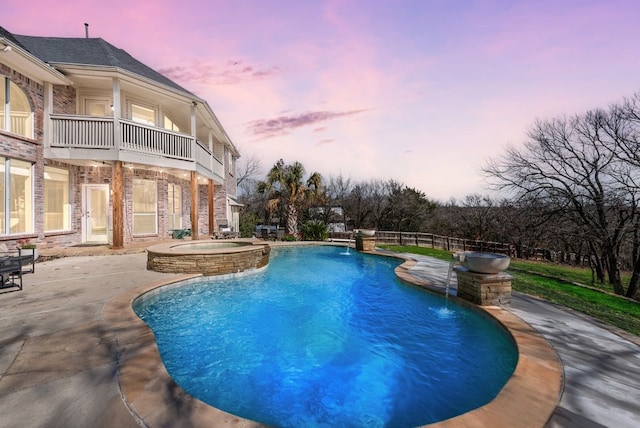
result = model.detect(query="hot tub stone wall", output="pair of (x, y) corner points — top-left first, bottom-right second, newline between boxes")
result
(454, 267), (512, 306)
(147, 244), (270, 275)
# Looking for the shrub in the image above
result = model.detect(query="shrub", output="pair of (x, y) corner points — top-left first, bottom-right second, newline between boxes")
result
(17, 238), (37, 249)
(281, 234), (297, 241)
(301, 220), (328, 241)
(239, 213), (259, 238)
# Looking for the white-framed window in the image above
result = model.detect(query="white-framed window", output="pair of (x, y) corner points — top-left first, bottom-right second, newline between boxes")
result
(0, 157), (33, 234)
(167, 183), (182, 230)
(133, 179), (157, 234)
(0, 78), (34, 139)
(84, 98), (112, 117)
(164, 115), (180, 132)
(44, 166), (70, 231)
(130, 102), (156, 126)
(226, 148), (235, 176)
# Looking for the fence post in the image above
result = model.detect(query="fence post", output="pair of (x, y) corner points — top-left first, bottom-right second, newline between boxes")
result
(415, 233), (419, 246)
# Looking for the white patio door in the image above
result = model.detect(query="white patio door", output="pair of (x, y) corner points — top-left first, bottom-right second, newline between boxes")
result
(82, 184), (109, 243)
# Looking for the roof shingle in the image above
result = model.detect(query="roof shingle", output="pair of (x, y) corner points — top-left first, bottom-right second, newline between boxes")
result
(0, 26), (191, 95)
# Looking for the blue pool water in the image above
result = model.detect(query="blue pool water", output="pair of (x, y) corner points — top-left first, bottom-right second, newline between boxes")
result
(134, 246), (517, 427)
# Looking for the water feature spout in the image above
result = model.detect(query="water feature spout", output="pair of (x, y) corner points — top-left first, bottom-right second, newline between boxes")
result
(445, 253), (461, 298)
(341, 233), (353, 255)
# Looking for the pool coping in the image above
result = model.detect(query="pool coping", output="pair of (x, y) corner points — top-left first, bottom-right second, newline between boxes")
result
(146, 239), (266, 254)
(104, 247), (562, 427)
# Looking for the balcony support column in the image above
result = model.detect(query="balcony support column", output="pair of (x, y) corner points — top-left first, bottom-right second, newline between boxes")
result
(190, 102), (197, 166)
(112, 161), (124, 249)
(208, 179), (215, 236)
(208, 130), (214, 177)
(190, 171), (199, 240)
(112, 78), (121, 150)
(43, 82), (53, 147)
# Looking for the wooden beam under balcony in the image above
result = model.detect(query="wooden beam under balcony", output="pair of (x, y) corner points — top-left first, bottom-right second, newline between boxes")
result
(190, 171), (199, 240)
(112, 161), (124, 249)
(208, 179), (214, 236)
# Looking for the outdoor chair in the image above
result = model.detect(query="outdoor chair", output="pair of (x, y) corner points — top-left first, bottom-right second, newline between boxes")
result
(0, 251), (23, 291)
(261, 227), (269, 240)
(170, 228), (192, 239)
(216, 223), (238, 239)
(18, 248), (36, 273)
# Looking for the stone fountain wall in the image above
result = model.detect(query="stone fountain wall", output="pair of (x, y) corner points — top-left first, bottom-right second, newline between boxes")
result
(454, 268), (512, 306)
(355, 236), (376, 252)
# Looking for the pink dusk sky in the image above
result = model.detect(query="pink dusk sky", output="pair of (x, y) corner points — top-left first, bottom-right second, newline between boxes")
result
(4, 0), (640, 201)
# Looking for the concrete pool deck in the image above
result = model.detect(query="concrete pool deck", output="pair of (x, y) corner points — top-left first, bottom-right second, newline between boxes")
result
(0, 241), (638, 427)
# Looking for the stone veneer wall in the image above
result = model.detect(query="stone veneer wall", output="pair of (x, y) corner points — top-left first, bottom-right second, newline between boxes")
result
(454, 268), (512, 306)
(147, 243), (270, 276)
(355, 236), (376, 252)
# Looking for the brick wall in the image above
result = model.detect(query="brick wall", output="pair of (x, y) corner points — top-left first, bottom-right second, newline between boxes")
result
(0, 64), (45, 248)
(53, 85), (76, 115)
(0, 63), (45, 143)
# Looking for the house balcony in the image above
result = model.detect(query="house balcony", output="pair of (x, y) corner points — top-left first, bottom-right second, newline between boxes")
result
(46, 114), (225, 183)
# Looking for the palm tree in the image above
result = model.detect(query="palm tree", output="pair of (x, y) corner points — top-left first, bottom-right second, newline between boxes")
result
(257, 159), (323, 236)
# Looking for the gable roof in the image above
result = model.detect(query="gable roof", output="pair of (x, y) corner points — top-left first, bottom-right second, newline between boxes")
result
(0, 26), (28, 49)
(1, 26), (192, 96)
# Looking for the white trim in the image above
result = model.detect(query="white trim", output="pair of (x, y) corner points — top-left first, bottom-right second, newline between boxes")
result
(0, 38), (72, 85)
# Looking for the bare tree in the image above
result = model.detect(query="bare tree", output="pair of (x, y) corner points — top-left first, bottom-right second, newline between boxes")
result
(457, 194), (499, 241)
(484, 108), (639, 297)
(342, 179), (389, 230)
(317, 174), (352, 230)
(236, 154), (263, 196)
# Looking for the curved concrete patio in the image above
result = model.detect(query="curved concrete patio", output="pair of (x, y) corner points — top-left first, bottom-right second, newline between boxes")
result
(0, 244), (638, 427)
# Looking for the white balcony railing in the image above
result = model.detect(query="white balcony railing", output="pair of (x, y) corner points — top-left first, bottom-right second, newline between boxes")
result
(49, 115), (223, 179)
(121, 119), (191, 159)
(51, 115), (114, 148)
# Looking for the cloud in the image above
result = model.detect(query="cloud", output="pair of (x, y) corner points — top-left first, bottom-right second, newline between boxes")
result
(246, 109), (368, 138)
(317, 139), (334, 145)
(159, 59), (280, 85)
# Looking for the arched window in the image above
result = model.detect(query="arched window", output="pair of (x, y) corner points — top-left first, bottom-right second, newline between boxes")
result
(0, 78), (34, 139)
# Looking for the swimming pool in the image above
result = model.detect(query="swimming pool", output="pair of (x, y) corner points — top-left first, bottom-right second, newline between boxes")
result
(134, 245), (518, 427)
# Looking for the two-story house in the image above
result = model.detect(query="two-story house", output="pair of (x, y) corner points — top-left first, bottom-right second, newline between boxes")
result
(0, 26), (240, 250)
